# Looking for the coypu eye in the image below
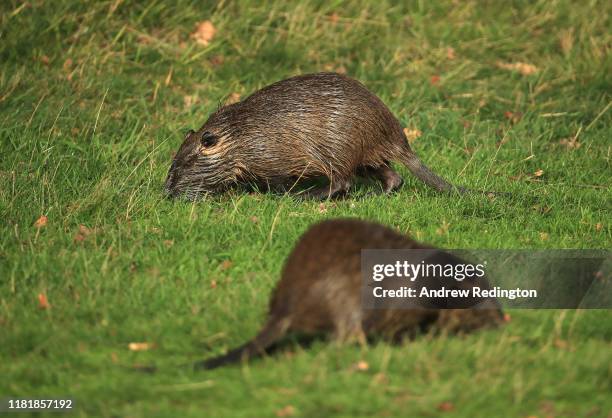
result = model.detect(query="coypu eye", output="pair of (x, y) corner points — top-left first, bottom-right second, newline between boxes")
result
(200, 132), (218, 148)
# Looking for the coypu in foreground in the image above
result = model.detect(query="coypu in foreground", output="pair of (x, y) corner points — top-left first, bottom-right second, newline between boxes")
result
(195, 219), (505, 370)
(166, 72), (502, 200)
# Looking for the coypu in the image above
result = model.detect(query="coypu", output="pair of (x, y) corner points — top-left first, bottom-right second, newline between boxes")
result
(165, 72), (496, 200)
(195, 219), (505, 370)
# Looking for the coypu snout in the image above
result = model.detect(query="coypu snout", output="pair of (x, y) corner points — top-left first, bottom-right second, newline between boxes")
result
(164, 129), (231, 199)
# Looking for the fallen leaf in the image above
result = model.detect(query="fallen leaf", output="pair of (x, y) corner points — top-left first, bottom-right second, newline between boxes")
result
(38, 293), (50, 309)
(533, 169), (544, 178)
(323, 63), (347, 74)
(225, 92), (241, 105)
(128, 342), (154, 351)
(595, 223), (603, 232)
(430, 75), (441, 85)
(191, 20), (216, 46)
(403, 127), (422, 144)
(504, 111), (522, 124)
(220, 260), (232, 271)
(63, 58), (74, 80)
(183, 95), (198, 108)
(436, 220), (450, 235)
(63, 58), (73, 72)
(559, 137), (581, 150)
(438, 401), (454, 412)
(276, 405), (296, 417)
(496, 61), (538, 76)
(446, 47), (456, 60)
(210, 280), (217, 289)
(40, 55), (50, 65)
(250, 216), (259, 224)
(328, 12), (340, 24)
(504, 313), (512, 322)
(34, 215), (48, 228)
(354, 360), (369, 371)
(559, 28), (574, 55)
(318, 203), (327, 214)
(74, 224), (92, 243)
(209, 55), (225, 67)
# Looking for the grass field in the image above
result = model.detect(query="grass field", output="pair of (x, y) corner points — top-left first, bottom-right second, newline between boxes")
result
(1, 0), (611, 416)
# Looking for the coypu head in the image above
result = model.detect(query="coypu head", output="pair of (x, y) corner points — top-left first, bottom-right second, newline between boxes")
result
(164, 112), (242, 199)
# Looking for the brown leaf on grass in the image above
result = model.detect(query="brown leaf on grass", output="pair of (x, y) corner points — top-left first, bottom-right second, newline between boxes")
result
(533, 169), (544, 178)
(225, 92), (241, 105)
(553, 339), (572, 350)
(323, 63), (347, 74)
(128, 342), (154, 351)
(504, 111), (522, 124)
(559, 137), (581, 150)
(595, 223), (603, 232)
(63, 58), (73, 72)
(328, 12), (340, 24)
(496, 61), (538, 76)
(210, 280), (217, 289)
(504, 313), (512, 322)
(62, 58), (74, 80)
(430, 75), (441, 85)
(183, 95), (198, 108)
(191, 20), (216, 46)
(38, 293), (50, 309)
(446, 47), (456, 60)
(40, 55), (50, 65)
(74, 224), (91, 243)
(437, 401), (454, 412)
(250, 216), (259, 224)
(403, 127), (422, 144)
(34, 215), (48, 228)
(220, 260), (233, 271)
(318, 203), (327, 214)
(559, 28), (574, 55)
(436, 220), (450, 235)
(209, 55), (225, 67)
(350, 360), (369, 372)
(276, 405), (296, 417)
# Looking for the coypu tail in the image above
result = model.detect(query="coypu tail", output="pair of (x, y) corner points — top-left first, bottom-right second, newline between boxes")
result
(194, 317), (291, 370)
(399, 148), (467, 194)
(398, 144), (510, 197)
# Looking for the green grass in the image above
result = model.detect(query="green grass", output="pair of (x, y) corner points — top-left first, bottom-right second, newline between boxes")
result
(1, 0), (611, 416)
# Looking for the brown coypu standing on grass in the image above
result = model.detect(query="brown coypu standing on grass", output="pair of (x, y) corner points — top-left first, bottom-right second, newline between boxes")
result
(195, 219), (505, 370)
(166, 72), (500, 200)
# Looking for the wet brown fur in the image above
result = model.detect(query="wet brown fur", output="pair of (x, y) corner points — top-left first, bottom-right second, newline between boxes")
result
(195, 219), (504, 370)
(165, 72), (469, 200)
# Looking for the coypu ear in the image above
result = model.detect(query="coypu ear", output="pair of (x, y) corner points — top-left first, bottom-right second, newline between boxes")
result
(184, 129), (195, 140)
(200, 131), (218, 148)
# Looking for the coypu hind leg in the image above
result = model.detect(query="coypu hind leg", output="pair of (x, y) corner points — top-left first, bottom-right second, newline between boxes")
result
(299, 177), (353, 200)
(358, 164), (404, 193)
